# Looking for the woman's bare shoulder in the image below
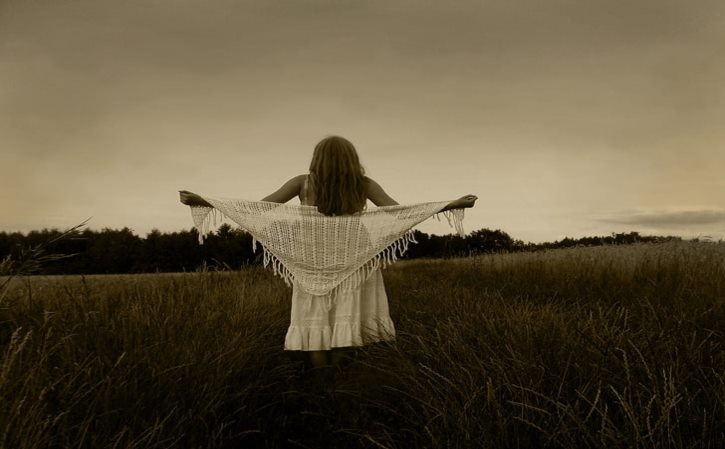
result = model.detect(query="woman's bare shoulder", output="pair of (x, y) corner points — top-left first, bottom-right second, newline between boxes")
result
(363, 176), (399, 206)
(363, 175), (380, 187)
(260, 174), (308, 203)
(281, 174), (308, 190)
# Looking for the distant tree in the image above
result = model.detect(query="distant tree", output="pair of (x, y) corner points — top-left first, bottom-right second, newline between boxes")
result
(466, 228), (515, 254)
(201, 224), (256, 270)
(0, 225), (685, 275)
(83, 228), (143, 273)
(401, 230), (431, 259)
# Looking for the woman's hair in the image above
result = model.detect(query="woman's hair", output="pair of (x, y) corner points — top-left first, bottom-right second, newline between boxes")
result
(309, 135), (367, 216)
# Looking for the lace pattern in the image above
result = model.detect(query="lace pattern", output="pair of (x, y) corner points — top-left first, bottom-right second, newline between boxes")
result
(188, 195), (465, 300)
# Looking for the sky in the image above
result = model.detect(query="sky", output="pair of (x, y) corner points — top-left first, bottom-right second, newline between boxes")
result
(1, 0), (724, 243)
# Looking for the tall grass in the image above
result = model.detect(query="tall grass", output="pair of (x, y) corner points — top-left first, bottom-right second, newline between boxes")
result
(1, 240), (723, 448)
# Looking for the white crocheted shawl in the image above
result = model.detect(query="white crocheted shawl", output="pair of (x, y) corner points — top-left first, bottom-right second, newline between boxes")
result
(188, 196), (465, 297)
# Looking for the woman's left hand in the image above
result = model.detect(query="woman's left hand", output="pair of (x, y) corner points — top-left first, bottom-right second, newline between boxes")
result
(456, 194), (478, 208)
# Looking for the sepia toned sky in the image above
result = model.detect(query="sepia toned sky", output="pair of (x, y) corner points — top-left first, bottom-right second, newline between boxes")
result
(2, 0), (724, 243)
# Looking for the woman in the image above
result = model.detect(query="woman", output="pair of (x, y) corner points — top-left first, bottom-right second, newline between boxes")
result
(180, 135), (477, 368)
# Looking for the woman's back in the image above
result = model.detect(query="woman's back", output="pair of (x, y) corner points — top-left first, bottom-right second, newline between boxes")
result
(287, 172), (396, 355)
(300, 174), (398, 210)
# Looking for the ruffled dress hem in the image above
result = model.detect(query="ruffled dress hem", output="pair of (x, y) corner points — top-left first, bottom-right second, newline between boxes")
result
(284, 317), (396, 351)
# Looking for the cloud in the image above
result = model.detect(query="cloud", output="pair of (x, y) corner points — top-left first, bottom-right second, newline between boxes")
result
(600, 209), (725, 227)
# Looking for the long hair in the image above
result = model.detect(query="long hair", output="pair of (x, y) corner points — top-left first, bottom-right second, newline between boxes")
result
(309, 135), (367, 216)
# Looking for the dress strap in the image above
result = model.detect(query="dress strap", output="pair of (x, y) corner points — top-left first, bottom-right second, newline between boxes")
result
(302, 175), (311, 203)
(301, 174), (316, 206)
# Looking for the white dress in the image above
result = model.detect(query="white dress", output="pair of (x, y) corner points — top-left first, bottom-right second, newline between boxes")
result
(283, 175), (396, 351)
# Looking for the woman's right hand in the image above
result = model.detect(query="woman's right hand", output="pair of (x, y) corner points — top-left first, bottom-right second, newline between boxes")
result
(179, 190), (199, 206)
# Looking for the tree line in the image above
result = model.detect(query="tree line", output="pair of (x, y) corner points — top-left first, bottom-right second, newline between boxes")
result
(0, 224), (681, 275)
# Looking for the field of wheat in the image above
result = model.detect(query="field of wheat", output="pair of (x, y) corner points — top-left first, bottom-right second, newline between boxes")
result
(1, 240), (724, 449)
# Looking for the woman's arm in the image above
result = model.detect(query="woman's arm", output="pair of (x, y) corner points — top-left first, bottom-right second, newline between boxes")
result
(260, 174), (306, 203)
(440, 195), (478, 212)
(365, 177), (399, 206)
(179, 174), (305, 207)
(365, 177), (477, 211)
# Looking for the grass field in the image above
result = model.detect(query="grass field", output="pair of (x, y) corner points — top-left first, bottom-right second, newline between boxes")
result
(1, 241), (724, 449)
